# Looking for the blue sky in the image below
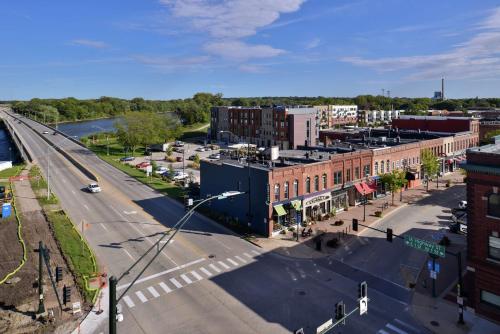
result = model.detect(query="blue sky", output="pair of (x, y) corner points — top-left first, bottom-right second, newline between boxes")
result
(1, 0), (500, 100)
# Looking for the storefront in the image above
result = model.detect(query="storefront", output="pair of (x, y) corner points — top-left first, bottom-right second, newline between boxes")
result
(303, 192), (331, 221)
(353, 182), (375, 205)
(272, 200), (303, 232)
(331, 189), (348, 212)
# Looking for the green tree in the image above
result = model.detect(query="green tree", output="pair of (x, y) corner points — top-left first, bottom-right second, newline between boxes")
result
(380, 170), (407, 206)
(192, 154), (201, 169)
(483, 129), (500, 144)
(421, 149), (439, 191)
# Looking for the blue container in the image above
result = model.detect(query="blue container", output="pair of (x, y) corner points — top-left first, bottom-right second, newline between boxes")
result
(2, 203), (11, 218)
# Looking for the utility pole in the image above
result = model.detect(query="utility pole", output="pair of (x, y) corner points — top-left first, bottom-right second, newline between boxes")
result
(109, 276), (117, 334)
(37, 241), (46, 314)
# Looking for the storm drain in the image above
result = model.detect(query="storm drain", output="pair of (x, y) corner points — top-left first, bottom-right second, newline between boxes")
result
(430, 320), (440, 327)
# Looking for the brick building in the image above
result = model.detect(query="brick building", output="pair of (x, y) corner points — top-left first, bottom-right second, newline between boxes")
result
(479, 121), (500, 144)
(462, 137), (500, 323)
(392, 115), (480, 134)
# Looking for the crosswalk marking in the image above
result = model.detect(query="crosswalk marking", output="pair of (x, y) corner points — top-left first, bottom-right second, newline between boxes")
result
(235, 255), (247, 263)
(200, 267), (212, 276)
(123, 296), (135, 308)
(159, 282), (172, 293)
(394, 319), (420, 333)
(251, 250), (260, 256)
(243, 252), (252, 259)
(180, 274), (193, 284)
(190, 270), (203, 281)
(170, 277), (183, 289)
(147, 286), (160, 298)
(227, 258), (239, 266)
(386, 323), (408, 334)
(377, 330), (390, 334)
(209, 264), (221, 273)
(135, 291), (148, 303)
(218, 261), (230, 269)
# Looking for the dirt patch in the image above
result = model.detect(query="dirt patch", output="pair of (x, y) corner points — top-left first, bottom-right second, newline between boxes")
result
(0, 215), (23, 288)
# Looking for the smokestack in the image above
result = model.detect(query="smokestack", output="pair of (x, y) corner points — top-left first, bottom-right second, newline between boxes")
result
(441, 78), (445, 100)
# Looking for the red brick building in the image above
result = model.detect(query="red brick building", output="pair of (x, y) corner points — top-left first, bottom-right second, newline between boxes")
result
(463, 141), (500, 322)
(392, 115), (479, 134)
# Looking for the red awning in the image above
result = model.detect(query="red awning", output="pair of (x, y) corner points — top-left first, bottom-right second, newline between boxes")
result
(354, 183), (364, 194)
(361, 182), (375, 194)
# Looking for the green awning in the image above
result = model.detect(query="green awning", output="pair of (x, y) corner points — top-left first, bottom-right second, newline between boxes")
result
(291, 200), (302, 211)
(274, 204), (287, 217)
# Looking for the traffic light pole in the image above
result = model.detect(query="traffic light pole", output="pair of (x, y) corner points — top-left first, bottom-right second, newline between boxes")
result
(37, 241), (45, 314)
(109, 276), (117, 334)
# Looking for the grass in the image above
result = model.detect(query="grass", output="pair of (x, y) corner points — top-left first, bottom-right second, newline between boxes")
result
(47, 210), (97, 302)
(28, 166), (58, 205)
(0, 163), (26, 178)
(87, 138), (186, 200)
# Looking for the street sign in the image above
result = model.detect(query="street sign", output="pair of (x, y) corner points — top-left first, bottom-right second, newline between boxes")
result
(457, 297), (464, 305)
(359, 296), (368, 315)
(430, 270), (437, 279)
(435, 263), (440, 273)
(316, 318), (333, 334)
(404, 235), (445, 258)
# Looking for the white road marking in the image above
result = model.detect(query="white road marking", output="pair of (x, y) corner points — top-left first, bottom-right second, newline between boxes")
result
(100, 223), (108, 232)
(243, 252), (252, 259)
(159, 282), (172, 294)
(170, 278), (183, 289)
(209, 264), (221, 273)
(62, 178), (66, 184)
(147, 286), (160, 298)
(377, 330), (390, 334)
(124, 211), (137, 215)
(180, 274), (193, 284)
(251, 250), (260, 256)
(190, 270), (203, 281)
(135, 291), (148, 303)
(386, 323), (409, 334)
(116, 258), (205, 291)
(83, 204), (90, 211)
(200, 267), (212, 277)
(394, 319), (420, 333)
(218, 261), (230, 270)
(123, 296), (135, 308)
(123, 249), (135, 261)
(226, 258), (239, 266)
(235, 255), (247, 263)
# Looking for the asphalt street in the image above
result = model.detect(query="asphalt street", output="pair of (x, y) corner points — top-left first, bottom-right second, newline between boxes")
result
(1, 107), (436, 334)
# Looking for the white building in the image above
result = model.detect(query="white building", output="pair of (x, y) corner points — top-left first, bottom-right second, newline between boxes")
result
(315, 105), (358, 128)
(358, 109), (403, 124)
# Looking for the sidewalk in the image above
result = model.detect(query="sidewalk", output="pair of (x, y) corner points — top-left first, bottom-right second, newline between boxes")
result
(254, 171), (465, 258)
(71, 285), (108, 334)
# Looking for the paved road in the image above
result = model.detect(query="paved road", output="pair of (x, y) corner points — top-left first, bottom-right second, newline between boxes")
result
(2, 107), (432, 334)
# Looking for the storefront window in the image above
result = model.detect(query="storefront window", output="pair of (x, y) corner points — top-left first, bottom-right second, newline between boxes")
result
(489, 234), (500, 260)
(488, 194), (500, 218)
(363, 165), (370, 177)
(481, 290), (500, 309)
(284, 182), (289, 199)
(305, 177), (310, 193)
(314, 176), (319, 192)
(274, 184), (280, 201)
(322, 174), (327, 189)
(293, 179), (298, 197)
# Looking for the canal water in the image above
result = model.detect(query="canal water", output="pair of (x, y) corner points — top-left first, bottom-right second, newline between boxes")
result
(55, 117), (121, 139)
(0, 127), (17, 162)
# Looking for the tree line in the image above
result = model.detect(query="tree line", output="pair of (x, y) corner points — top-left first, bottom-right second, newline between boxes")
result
(9, 94), (500, 125)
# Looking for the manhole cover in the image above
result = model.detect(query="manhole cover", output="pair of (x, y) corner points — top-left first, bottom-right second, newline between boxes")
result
(208, 254), (216, 259)
(430, 320), (440, 327)
(298, 290), (306, 296)
(326, 278), (332, 282)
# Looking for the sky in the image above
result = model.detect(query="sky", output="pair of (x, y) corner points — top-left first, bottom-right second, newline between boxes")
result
(1, 0), (500, 100)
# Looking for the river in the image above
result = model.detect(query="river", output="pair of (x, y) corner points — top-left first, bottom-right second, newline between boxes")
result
(55, 117), (121, 138)
(0, 127), (17, 162)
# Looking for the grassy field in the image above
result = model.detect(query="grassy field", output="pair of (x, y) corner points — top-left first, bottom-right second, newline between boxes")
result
(87, 138), (185, 200)
(0, 163), (26, 178)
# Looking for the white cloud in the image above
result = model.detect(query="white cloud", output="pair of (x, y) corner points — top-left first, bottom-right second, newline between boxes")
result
(239, 64), (266, 73)
(341, 6), (500, 80)
(305, 37), (321, 49)
(134, 55), (211, 71)
(71, 39), (109, 49)
(160, 0), (305, 62)
(204, 41), (285, 60)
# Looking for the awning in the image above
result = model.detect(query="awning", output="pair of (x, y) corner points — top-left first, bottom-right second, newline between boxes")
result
(354, 183), (364, 194)
(406, 171), (416, 180)
(447, 159), (454, 164)
(361, 182), (375, 194)
(291, 200), (302, 211)
(273, 204), (287, 217)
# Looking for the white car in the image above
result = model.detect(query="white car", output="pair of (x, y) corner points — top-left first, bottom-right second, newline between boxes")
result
(88, 183), (102, 193)
(458, 201), (467, 209)
(195, 147), (205, 152)
(155, 166), (169, 175)
(172, 172), (189, 180)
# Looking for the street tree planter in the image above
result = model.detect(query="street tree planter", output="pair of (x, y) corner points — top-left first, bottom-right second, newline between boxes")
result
(375, 211), (383, 218)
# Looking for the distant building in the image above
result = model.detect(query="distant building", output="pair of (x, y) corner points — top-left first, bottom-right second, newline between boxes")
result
(462, 136), (500, 323)
(433, 91), (443, 100)
(357, 109), (402, 124)
(392, 115), (480, 134)
(315, 105), (357, 128)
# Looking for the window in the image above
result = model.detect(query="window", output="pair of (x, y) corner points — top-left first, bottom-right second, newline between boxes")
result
(274, 184), (280, 201)
(346, 169), (351, 181)
(334, 171), (342, 184)
(374, 162), (378, 175)
(481, 290), (500, 309)
(314, 175), (319, 192)
(293, 179), (299, 197)
(266, 184), (270, 203)
(381, 161), (385, 174)
(322, 174), (327, 189)
(284, 181), (289, 199)
(354, 167), (360, 180)
(305, 177), (311, 193)
(386, 160), (390, 172)
(363, 165), (370, 177)
(488, 194), (500, 218)
(489, 235), (500, 260)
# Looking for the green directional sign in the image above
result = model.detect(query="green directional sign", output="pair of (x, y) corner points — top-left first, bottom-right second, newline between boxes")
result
(404, 235), (445, 258)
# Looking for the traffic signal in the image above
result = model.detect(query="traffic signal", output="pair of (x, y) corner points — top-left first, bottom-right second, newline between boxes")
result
(184, 196), (193, 212)
(386, 228), (393, 242)
(352, 218), (358, 232)
(63, 285), (71, 304)
(358, 281), (367, 299)
(335, 301), (346, 324)
(55, 266), (63, 282)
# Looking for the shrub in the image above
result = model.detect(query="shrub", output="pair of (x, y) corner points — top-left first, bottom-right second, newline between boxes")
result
(279, 230), (286, 235)
(334, 220), (344, 226)
(375, 211), (383, 218)
(288, 226), (296, 232)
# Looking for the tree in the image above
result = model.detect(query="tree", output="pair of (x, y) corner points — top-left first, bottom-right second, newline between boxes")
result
(483, 129), (500, 144)
(380, 170), (407, 205)
(192, 154), (201, 169)
(393, 169), (408, 202)
(421, 149), (439, 191)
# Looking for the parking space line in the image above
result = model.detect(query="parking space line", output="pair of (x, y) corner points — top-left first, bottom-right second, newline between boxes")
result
(251, 250), (260, 256)
(227, 258), (239, 266)
(170, 278), (183, 289)
(135, 291), (148, 303)
(147, 286), (160, 298)
(190, 270), (203, 281)
(123, 296), (135, 308)
(209, 264), (221, 273)
(200, 267), (212, 276)
(159, 282), (172, 294)
(180, 274), (193, 284)
(218, 261), (230, 270)
(243, 252), (252, 259)
(235, 255), (247, 263)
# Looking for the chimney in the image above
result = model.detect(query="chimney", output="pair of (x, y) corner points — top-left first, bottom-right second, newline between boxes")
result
(441, 78), (445, 100)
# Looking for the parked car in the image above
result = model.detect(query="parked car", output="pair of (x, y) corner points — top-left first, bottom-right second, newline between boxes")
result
(458, 200), (467, 209)
(195, 147), (205, 152)
(87, 183), (101, 193)
(188, 155), (196, 161)
(135, 162), (151, 169)
(120, 156), (135, 162)
(176, 157), (183, 162)
(155, 166), (169, 174)
(208, 153), (220, 160)
(172, 171), (189, 180)
(173, 147), (184, 153)
(174, 141), (184, 147)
